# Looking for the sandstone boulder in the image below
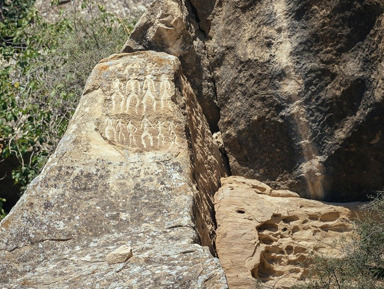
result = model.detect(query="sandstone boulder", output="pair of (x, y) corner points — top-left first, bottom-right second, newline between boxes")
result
(0, 51), (228, 288)
(215, 176), (355, 289)
(124, 0), (384, 201)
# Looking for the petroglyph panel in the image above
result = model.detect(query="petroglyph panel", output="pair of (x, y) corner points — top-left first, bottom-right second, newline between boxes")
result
(97, 55), (185, 151)
(100, 117), (180, 151)
(107, 74), (175, 115)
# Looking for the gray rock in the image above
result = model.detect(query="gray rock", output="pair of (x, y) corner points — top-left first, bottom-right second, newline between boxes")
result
(0, 51), (227, 288)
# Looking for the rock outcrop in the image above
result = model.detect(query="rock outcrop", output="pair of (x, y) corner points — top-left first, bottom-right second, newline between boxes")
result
(215, 176), (355, 289)
(35, 0), (154, 22)
(0, 51), (228, 288)
(123, 0), (384, 201)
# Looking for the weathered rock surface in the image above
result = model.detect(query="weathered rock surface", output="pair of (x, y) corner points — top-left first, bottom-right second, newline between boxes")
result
(35, 0), (154, 22)
(123, 0), (384, 201)
(215, 176), (355, 289)
(0, 51), (228, 288)
(123, 0), (220, 132)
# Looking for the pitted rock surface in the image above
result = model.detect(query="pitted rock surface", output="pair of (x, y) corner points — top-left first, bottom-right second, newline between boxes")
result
(215, 176), (355, 289)
(124, 0), (384, 201)
(0, 51), (227, 288)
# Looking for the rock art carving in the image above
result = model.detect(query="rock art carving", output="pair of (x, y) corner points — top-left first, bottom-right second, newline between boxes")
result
(103, 74), (180, 150)
(160, 74), (172, 109)
(103, 118), (179, 151)
(127, 121), (137, 147)
(141, 116), (154, 148)
(142, 75), (157, 112)
(105, 118), (116, 141)
(117, 121), (126, 144)
(111, 79), (125, 113)
(125, 76), (141, 114)
(168, 121), (178, 149)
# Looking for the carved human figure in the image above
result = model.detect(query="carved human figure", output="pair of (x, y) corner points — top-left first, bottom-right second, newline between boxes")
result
(160, 74), (172, 109)
(125, 76), (141, 114)
(157, 121), (165, 146)
(105, 118), (116, 142)
(141, 116), (154, 148)
(112, 79), (125, 113)
(127, 120), (137, 147)
(168, 121), (178, 148)
(142, 75), (157, 112)
(117, 120), (126, 144)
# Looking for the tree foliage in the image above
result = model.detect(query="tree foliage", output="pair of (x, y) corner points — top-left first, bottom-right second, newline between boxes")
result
(0, 0), (135, 219)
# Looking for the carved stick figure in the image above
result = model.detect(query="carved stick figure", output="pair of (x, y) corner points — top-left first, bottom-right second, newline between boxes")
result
(117, 120), (126, 144)
(168, 121), (178, 148)
(160, 75), (171, 109)
(112, 79), (125, 113)
(127, 120), (137, 147)
(142, 75), (157, 112)
(157, 121), (165, 146)
(141, 116), (154, 148)
(105, 118), (116, 142)
(125, 77), (141, 114)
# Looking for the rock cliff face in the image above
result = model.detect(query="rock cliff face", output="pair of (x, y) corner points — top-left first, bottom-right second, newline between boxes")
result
(0, 51), (228, 288)
(123, 0), (384, 201)
(214, 176), (354, 288)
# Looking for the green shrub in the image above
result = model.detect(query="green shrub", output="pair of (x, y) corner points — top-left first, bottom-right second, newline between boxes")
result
(0, 0), (135, 219)
(294, 193), (384, 289)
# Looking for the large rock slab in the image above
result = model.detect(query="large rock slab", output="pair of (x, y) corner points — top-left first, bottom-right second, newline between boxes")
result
(0, 51), (228, 288)
(215, 176), (355, 289)
(123, 0), (384, 201)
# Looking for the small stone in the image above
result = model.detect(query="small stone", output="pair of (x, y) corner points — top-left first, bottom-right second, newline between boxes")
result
(106, 245), (133, 265)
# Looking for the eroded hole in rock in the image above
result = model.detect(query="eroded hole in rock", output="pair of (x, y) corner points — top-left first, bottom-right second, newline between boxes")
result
(236, 209), (245, 214)
(285, 245), (293, 255)
(308, 214), (318, 221)
(319, 211), (340, 222)
(265, 246), (285, 255)
(290, 268), (301, 274)
(283, 215), (300, 223)
(294, 246), (307, 254)
(320, 223), (351, 233)
(258, 222), (278, 232)
(259, 234), (275, 245)
(287, 254), (306, 265)
(292, 226), (300, 234)
(252, 253), (276, 281)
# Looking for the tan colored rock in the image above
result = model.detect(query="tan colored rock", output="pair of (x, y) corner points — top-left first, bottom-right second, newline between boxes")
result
(106, 245), (133, 264)
(215, 176), (355, 289)
(0, 51), (227, 288)
(271, 190), (300, 198)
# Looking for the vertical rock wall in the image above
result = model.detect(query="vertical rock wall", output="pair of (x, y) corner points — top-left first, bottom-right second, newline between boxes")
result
(123, 0), (384, 201)
(0, 51), (227, 288)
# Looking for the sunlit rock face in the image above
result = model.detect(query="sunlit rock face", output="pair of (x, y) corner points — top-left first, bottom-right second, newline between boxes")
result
(215, 176), (355, 289)
(34, 0), (155, 22)
(124, 0), (384, 201)
(0, 51), (228, 288)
